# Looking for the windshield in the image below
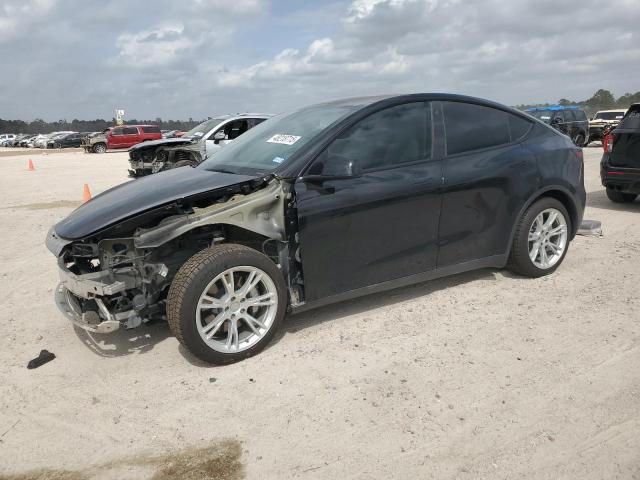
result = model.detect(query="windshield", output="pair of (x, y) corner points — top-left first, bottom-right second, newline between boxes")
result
(184, 118), (227, 139)
(199, 105), (356, 175)
(527, 110), (554, 123)
(594, 111), (625, 120)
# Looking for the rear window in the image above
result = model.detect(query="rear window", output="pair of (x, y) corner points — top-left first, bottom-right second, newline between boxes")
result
(444, 102), (510, 155)
(617, 106), (640, 131)
(142, 126), (161, 133)
(508, 115), (532, 141)
(575, 110), (587, 121)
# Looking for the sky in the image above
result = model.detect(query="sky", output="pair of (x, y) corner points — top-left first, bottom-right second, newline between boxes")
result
(1, 0), (639, 121)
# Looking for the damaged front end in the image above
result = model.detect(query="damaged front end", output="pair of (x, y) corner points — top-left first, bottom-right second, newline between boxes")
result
(52, 236), (169, 332)
(128, 141), (203, 177)
(47, 175), (300, 334)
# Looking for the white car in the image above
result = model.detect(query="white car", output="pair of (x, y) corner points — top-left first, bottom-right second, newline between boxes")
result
(128, 113), (274, 177)
(34, 131), (75, 148)
(0, 134), (16, 146)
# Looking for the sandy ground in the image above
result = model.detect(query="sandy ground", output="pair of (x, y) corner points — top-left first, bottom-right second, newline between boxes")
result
(0, 147), (638, 479)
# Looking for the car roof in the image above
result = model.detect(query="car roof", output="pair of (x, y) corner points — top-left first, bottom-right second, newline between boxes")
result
(525, 105), (582, 112)
(111, 124), (159, 128)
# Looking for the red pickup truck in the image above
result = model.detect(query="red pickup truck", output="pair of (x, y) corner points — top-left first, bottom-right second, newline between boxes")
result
(82, 125), (162, 153)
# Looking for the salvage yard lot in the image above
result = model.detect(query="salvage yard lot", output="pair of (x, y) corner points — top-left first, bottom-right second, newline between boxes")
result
(0, 148), (638, 479)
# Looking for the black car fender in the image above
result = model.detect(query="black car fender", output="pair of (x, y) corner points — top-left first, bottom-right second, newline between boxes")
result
(505, 184), (583, 252)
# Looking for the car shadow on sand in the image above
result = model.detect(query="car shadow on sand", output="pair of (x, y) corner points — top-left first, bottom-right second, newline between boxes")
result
(587, 188), (640, 212)
(75, 267), (516, 365)
(178, 267), (503, 367)
(73, 320), (172, 358)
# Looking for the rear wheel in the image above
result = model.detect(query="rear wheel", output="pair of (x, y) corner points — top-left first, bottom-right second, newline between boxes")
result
(606, 188), (637, 203)
(167, 244), (287, 364)
(92, 143), (106, 154)
(508, 198), (571, 278)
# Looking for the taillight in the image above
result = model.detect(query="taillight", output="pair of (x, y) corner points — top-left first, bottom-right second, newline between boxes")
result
(603, 133), (614, 152)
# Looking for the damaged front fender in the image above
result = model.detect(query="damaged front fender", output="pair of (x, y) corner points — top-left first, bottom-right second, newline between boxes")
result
(134, 179), (287, 249)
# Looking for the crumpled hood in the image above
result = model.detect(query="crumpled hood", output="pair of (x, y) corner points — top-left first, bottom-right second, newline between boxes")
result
(129, 137), (194, 152)
(53, 166), (258, 240)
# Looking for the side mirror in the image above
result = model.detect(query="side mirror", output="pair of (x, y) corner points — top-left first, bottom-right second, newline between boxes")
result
(302, 154), (361, 182)
(213, 131), (226, 144)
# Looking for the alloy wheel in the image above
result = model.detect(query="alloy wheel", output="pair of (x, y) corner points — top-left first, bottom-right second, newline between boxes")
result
(195, 266), (278, 353)
(528, 208), (568, 269)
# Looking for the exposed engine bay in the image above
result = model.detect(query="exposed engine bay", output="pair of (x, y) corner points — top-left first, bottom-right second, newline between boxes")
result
(48, 177), (305, 333)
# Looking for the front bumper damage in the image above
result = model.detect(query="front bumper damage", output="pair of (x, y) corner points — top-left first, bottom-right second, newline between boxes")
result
(128, 159), (154, 178)
(54, 257), (144, 333)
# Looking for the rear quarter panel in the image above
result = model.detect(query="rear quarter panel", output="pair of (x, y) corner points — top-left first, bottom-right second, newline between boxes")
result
(524, 124), (586, 231)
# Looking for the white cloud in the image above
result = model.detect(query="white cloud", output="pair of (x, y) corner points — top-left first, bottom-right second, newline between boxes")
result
(1, 0), (640, 120)
(112, 24), (193, 67)
(210, 0), (640, 110)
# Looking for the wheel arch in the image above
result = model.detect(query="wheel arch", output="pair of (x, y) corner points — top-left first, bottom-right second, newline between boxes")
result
(507, 186), (581, 251)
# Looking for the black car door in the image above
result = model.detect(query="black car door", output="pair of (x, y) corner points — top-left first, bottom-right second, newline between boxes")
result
(295, 101), (443, 302)
(436, 101), (537, 267)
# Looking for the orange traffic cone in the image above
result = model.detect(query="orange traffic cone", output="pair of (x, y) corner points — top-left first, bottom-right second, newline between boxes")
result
(27, 159), (35, 171)
(82, 184), (92, 203)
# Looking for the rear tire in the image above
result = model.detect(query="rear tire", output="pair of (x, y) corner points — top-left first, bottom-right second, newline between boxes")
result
(167, 244), (287, 364)
(508, 197), (571, 278)
(606, 188), (637, 203)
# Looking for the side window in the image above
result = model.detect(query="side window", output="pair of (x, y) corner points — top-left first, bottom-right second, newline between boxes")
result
(317, 102), (431, 173)
(576, 110), (587, 121)
(224, 120), (249, 140)
(444, 102), (510, 155)
(111, 128), (123, 136)
(122, 127), (138, 135)
(508, 114), (532, 141)
(142, 126), (161, 134)
(249, 118), (266, 128)
(553, 111), (565, 123)
(564, 110), (576, 122)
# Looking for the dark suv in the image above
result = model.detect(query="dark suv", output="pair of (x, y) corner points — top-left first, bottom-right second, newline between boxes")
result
(600, 103), (640, 203)
(525, 106), (589, 146)
(47, 94), (585, 364)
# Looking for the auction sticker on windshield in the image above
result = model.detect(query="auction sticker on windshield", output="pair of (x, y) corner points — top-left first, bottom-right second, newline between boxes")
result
(267, 134), (301, 145)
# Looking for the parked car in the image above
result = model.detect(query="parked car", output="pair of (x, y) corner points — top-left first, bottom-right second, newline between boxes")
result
(600, 103), (640, 203)
(0, 134), (16, 145)
(47, 94), (585, 364)
(162, 130), (185, 139)
(588, 109), (627, 144)
(18, 135), (37, 147)
(128, 114), (272, 177)
(47, 132), (83, 149)
(525, 106), (589, 146)
(82, 125), (163, 153)
(9, 134), (29, 147)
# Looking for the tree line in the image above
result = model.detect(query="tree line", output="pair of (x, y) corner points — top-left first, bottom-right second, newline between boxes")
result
(0, 117), (204, 135)
(2, 89), (639, 134)
(516, 89), (640, 116)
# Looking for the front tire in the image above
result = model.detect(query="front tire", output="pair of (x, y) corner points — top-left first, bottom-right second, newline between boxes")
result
(508, 198), (571, 278)
(167, 244), (287, 364)
(92, 143), (106, 154)
(606, 188), (637, 203)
